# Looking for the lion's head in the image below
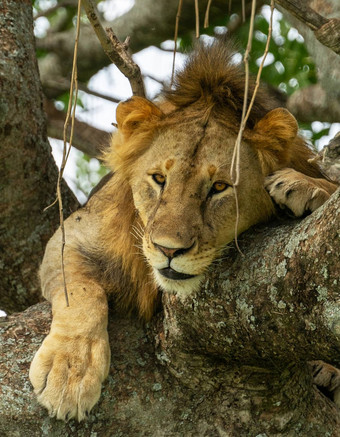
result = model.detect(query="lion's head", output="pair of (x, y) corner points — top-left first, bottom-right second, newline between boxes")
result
(103, 42), (318, 306)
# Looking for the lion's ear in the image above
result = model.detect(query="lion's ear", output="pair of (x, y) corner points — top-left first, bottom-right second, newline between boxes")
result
(116, 96), (163, 137)
(251, 108), (298, 175)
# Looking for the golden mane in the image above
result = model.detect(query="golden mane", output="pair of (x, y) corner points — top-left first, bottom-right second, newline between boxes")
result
(164, 41), (274, 128)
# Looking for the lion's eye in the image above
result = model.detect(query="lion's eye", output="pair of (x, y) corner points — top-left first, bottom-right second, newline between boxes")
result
(152, 173), (166, 186)
(209, 181), (229, 196)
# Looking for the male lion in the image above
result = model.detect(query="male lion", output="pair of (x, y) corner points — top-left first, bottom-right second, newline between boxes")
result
(30, 42), (338, 421)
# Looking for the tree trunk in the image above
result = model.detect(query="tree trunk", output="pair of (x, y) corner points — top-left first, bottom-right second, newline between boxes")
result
(1, 188), (339, 436)
(0, 1), (78, 313)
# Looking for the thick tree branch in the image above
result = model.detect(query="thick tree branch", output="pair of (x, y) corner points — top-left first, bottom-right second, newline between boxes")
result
(278, 0), (340, 124)
(276, 0), (328, 30)
(1, 186), (340, 433)
(276, 0), (340, 55)
(311, 132), (340, 183)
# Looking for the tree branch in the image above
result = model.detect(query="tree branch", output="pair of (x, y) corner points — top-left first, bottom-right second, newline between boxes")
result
(0, 0), (79, 313)
(37, 0), (257, 100)
(276, 0), (340, 55)
(144, 73), (167, 87)
(276, 0), (327, 30)
(77, 83), (120, 104)
(81, 0), (145, 97)
(1, 188), (340, 434)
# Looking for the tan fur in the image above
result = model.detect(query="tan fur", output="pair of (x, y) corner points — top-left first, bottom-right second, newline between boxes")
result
(30, 41), (338, 422)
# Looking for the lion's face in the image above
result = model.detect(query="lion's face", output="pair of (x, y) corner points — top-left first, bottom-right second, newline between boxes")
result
(129, 118), (274, 296)
(108, 96), (298, 299)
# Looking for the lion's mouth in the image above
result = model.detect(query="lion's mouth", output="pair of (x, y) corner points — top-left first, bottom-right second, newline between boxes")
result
(158, 267), (196, 281)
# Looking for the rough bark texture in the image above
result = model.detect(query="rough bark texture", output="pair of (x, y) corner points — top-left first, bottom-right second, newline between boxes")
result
(0, 1), (78, 313)
(1, 188), (339, 436)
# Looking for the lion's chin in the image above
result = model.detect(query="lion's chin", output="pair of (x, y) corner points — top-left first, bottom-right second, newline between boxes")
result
(153, 268), (204, 298)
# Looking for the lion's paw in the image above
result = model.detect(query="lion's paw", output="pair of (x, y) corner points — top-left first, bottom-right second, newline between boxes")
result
(29, 332), (110, 421)
(310, 360), (340, 407)
(265, 168), (330, 217)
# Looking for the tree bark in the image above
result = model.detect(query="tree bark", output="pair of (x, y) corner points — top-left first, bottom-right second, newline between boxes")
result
(1, 188), (339, 436)
(0, 1), (78, 313)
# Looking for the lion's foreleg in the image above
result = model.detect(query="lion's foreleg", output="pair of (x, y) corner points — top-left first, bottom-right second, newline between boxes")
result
(29, 213), (110, 422)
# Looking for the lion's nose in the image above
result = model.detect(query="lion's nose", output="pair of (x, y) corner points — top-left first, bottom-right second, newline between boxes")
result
(154, 242), (195, 259)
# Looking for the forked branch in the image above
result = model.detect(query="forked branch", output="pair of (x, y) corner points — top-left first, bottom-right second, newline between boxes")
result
(81, 0), (145, 97)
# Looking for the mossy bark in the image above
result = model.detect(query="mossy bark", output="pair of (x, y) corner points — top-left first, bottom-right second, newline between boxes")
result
(1, 189), (339, 436)
(0, 1), (78, 313)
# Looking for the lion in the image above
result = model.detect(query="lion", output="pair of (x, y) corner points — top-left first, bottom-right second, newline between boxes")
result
(29, 42), (338, 421)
